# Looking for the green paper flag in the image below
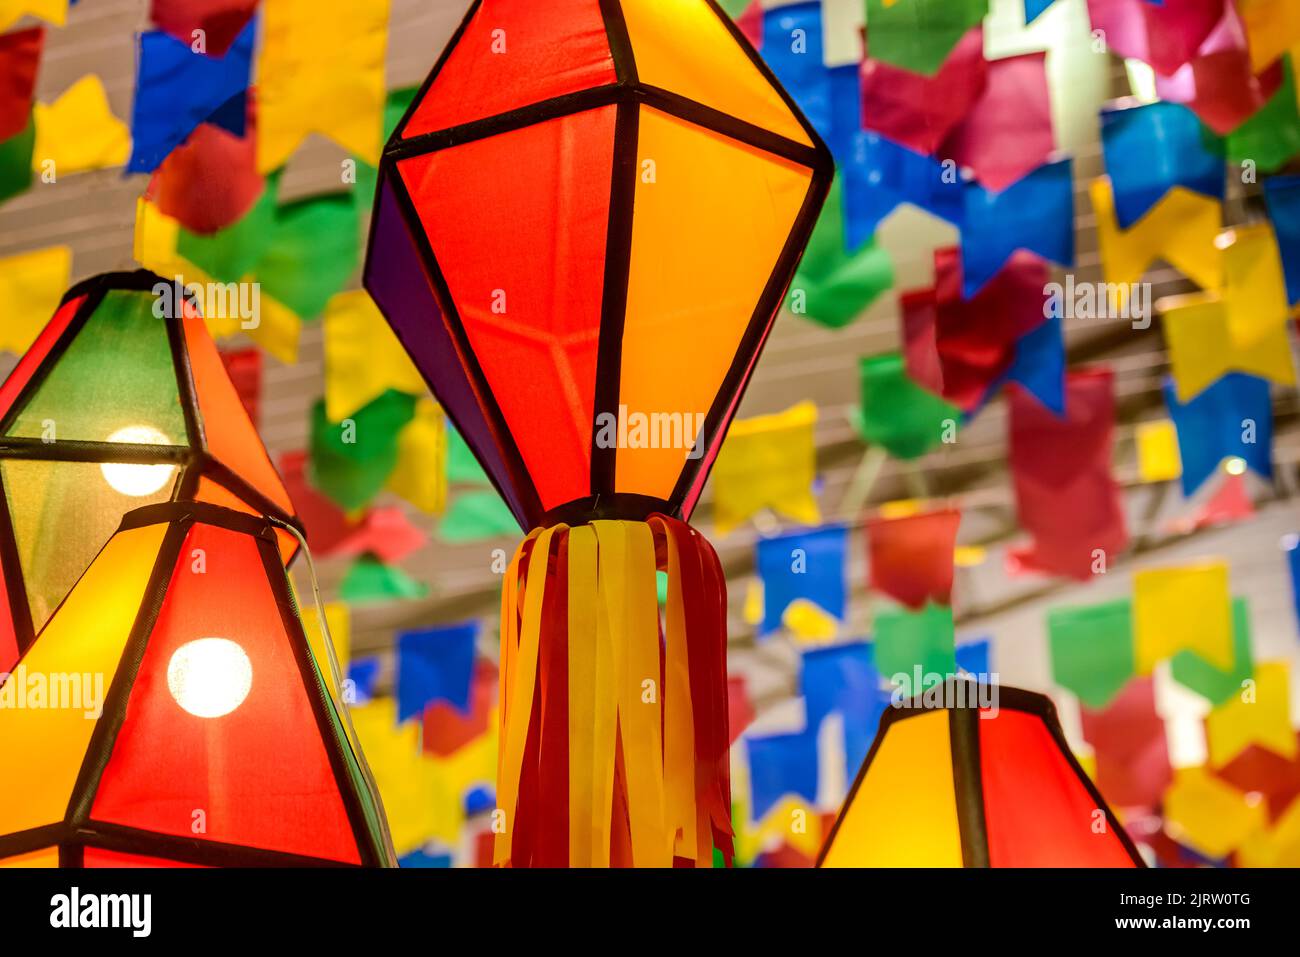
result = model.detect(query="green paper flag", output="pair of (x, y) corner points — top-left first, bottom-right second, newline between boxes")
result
(340, 554), (429, 605)
(788, 176), (894, 328)
(1047, 599), (1135, 709)
(178, 174), (281, 282)
(447, 425), (490, 485)
(716, 0), (752, 17)
(308, 389), (417, 511)
(857, 353), (959, 460)
(864, 0), (988, 76)
(874, 602), (956, 694)
(438, 490), (519, 543)
(0, 113), (35, 204)
(1226, 56), (1300, 173)
(1170, 598), (1254, 706)
(254, 191), (360, 320)
(356, 87), (419, 209)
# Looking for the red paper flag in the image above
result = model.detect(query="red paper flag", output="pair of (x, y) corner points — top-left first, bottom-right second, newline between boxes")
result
(149, 0), (259, 58)
(1214, 735), (1300, 822)
(866, 509), (961, 609)
(1007, 368), (1128, 580)
(423, 660), (496, 758)
(0, 27), (43, 142)
(279, 450), (363, 555)
(861, 26), (986, 155)
(728, 674), (756, 745)
(1080, 676), (1172, 810)
(219, 346), (262, 425)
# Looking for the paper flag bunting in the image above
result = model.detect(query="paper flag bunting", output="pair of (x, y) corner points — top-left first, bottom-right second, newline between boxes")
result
(1263, 174), (1300, 306)
(0, 26), (42, 142)
(423, 660), (495, 758)
(745, 730), (819, 822)
(711, 401), (821, 535)
(873, 603), (956, 694)
(149, 0), (259, 58)
(1136, 419), (1183, 482)
(901, 248), (1050, 412)
(1090, 177), (1222, 293)
(219, 346), (261, 423)
(1237, 799), (1300, 867)
(397, 622), (479, 723)
(802, 641), (890, 779)
(347, 657), (380, 704)
(786, 175), (893, 328)
(1288, 535), (1300, 632)
(1226, 55), (1300, 173)
(728, 675), (756, 745)
(326, 508), (427, 566)
(278, 450), (362, 554)
(0, 110), (34, 202)
(308, 390), (417, 512)
(860, 26), (987, 155)
(255, 0), (389, 172)
(1216, 733), (1300, 822)
(0, 1), (65, 32)
(253, 192), (360, 321)
(0, 244), (71, 354)
(864, 0), (989, 76)
(783, 599), (840, 643)
(1086, 0), (1223, 76)
(31, 74), (130, 175)
(340, 555), (428, 605)
(323, 289), (426, 422)
(1181, 471), (1256, 532)
(1171, 597), (1254, 706)
(1164, 372), (1273, 495)
(959, 159), (1075, 296)
(992, 312), (1065, 415)
(955, 637), (990, 677)
(1079, 675), (1171, 809)
(1206, 661), (1297, 768)
(437, 490), (517, 543)
(756, 525), (847, 637)
(386, 398), (447, 516)
(175, 172), (278, 281)
(1025, 0), (1057, 22)
(1134, 561), (1234, 675)
(1100, 101), (1225, 229)
(858, 353), (960, 460)
(447, 425), (489, 486)
(1048, 598), (1135, 709)
(760, 2), (830, 136)
(149, 96), (260, 235)
(942, 50), (1055, 192)
(866, 509), (961, 609)
(355, 86), (418, 210)
(127, 20), (255, 173)
(1164, 766), (1268, 860)
(841, 131), (964, 247)
(1239, 0), (1300, 73)
(1007, 369), (1128, 580)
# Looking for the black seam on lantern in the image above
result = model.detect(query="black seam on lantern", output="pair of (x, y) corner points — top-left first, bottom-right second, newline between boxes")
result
(0, 824), (67, 860)
(58, 843), (84, 867)
(115, 501), (276, 537)
(950, 702), (991, 867)
(388, 0), (481, 145)
(669, 159), (832, 514)
(0, 438), (193, 464)
(0, 464), (35, 656)
(539, 492), (674, 528)
(256, 536), (388, 867)
(72, 822), (360, 868)
(198, 453), (302, 533)
(65, 518), (188, 827)
(589, 99), (640, 501)
(599, 0), (637, 85)
(361, 172), (533, 533)
(381, 159), (545, 526)
(166, 294), (207, 456)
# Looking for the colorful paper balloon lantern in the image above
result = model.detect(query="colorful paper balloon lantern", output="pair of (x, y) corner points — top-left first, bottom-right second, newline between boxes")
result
(0, 271), (300, 673)
(364, 0), (831, 866)
(0, 502), (393, 867)
(819, 683), (1144, 867)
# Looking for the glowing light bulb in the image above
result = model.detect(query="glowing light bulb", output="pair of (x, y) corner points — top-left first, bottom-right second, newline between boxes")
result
(100, 425), (177, 497)
(1224, 457), (1247, 476)
(167, 638), (253, 719)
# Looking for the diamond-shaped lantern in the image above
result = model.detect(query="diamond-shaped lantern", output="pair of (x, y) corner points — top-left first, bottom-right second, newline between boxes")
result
(0, 271), (300, 673)
(365, 0), (833, 529)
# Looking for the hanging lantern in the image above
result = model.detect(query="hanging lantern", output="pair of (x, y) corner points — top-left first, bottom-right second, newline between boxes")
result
(0, 271), (301, 674)
(0, 502), (393, 867)
(364, 0), (832, 865)
(818, 682), (1145, 867)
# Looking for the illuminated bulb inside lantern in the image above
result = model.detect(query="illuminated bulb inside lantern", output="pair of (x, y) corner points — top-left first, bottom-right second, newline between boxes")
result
(101, 425), (177, 497)
(1224, 456), (1247, 476)
(167, 638), (253, 718)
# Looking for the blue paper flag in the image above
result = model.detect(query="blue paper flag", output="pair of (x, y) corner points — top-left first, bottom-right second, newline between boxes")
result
(1101, 102), (1225, 230)
(1263, 175), (1300, 306)
(465, 786), (495, 817)
(756, 525), (849, 637)
(960, 159), (1075, 296)
(745, 729), (820, 821)
(761, 2), (830, 136)
(399, 850), (452, 868)
(801, 641), (889, 775)
(396, 621), (479, 722)
(1004, 313), (1066, 415)
(128, 19), (256, 173)
(1025, 0), (1057, 21)
(842, 131), (965, 248)
(346, 656), (381, 704)
(1165, 373), (1273, 496)
(1285, 535), (1300, 635)
(955, 636), (992, 679)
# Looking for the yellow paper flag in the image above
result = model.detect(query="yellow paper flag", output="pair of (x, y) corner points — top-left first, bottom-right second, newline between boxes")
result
(1159, 293), (1296, 402)
(782, 598), (839, 644)
(0, 0), (66, 31)
(755, 797), (824, 860)
(1239, 0), (1300, 73)
(1135, 420), (1182, 483)
(322, 289), (426, 422)
(1163, 766), (1267, 860)
(0, 245), (72, 354)
(711, 400), (821, 535)
(1090, 177), (1222, 293)
(32, 75), (130, 175)
(1133, 561), (1234, 675)
(742, 578), (763, 627)
(1206, 661), (1297, 769)
(1237, 797), (1300, 867)
(255, 0), (390, 172)
(386, 398), (448, 515)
